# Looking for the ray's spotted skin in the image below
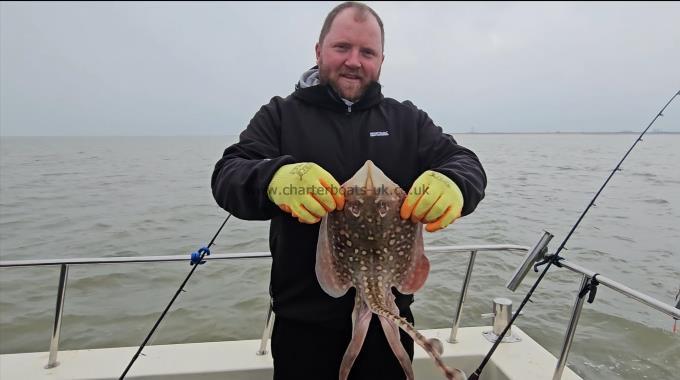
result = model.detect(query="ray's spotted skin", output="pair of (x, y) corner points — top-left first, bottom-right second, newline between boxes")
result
(316, 160), (466, 380)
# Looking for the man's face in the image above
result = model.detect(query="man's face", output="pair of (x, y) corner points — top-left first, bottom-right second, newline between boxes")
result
(316, 8), (384, 102)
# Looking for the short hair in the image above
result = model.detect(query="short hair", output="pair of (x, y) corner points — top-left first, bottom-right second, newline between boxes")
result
(318, 2), (385, 52)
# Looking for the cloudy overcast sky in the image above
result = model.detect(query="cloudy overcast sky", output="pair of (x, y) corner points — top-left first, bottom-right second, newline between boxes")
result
(1, 1), (679, 136)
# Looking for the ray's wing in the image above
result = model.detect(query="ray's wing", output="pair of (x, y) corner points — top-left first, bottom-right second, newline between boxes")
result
(315, 216), (352, 297)
(395, 224), (430, 294)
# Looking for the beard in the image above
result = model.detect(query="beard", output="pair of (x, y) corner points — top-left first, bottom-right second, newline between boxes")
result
(318, 62), (379, 102)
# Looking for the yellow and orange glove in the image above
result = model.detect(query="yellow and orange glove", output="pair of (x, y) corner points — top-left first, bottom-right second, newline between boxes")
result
(268, 162), (345, 224)
(400, 170), (464, 232)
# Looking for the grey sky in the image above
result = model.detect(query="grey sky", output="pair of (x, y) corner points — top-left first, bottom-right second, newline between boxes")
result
(1, 1), (679, 136)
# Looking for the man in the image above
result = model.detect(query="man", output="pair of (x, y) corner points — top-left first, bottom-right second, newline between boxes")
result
(211, 2), (486, 379)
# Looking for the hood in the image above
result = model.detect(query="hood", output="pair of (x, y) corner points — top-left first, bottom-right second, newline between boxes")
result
(298, 67), (321, 89)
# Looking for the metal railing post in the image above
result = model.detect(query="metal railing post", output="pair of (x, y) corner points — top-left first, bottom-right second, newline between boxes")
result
(448, 250), (477, 343)
(256, 300), (275, 355)
(553, 274), (589, 380)
(557, 259), (680, 319)
(46, 264), (69, 369)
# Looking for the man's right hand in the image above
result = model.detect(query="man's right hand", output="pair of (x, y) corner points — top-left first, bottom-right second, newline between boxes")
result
(267, 162), (345, 224)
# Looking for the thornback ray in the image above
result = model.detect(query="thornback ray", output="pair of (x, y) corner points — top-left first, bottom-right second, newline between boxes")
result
(315, 160), (466, 380)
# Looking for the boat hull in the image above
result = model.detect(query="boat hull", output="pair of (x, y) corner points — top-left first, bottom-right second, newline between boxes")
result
(0, 326), (582, 380)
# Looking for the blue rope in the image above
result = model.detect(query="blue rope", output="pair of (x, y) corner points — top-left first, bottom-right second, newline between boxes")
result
(190, 246), (211, 265)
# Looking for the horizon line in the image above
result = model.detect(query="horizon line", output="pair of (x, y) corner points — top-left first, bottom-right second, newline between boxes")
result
(1, 131), (679, 137)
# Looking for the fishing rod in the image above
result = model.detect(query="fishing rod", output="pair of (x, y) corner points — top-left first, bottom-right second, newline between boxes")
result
(468, 89), (680, 380)
(119, 213), (232, 379)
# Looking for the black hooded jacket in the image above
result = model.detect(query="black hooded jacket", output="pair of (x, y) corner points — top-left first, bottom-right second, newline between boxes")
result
(212, 80), (487, 322)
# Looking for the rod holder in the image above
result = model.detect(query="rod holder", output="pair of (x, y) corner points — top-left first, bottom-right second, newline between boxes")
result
(506, 231), (553, 292)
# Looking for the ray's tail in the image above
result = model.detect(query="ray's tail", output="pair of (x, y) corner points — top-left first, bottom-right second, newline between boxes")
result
(368, 301), (467, 380)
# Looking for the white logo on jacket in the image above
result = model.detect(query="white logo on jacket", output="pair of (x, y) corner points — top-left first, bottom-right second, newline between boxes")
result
(369, 131), (389, 137)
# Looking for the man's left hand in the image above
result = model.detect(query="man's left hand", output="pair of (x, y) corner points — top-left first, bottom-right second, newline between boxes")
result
(400, 170), (464, 232)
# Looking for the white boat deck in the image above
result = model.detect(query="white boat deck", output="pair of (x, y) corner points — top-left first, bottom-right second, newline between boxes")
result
(0, 326), (582, 380)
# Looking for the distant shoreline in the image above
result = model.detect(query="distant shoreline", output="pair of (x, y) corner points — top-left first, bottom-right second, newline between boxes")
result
(1, 131), (679, 137)
(455, 131), (680, 135)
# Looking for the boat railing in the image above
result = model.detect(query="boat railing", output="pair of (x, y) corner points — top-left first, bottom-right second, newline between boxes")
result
(0, 244), (527, 369)
(2, 242), (679, 380)
(503, 232), (680, 380)
(549, 257), (680, 380)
